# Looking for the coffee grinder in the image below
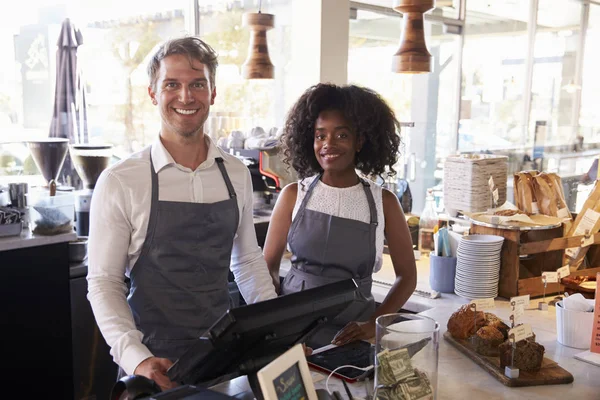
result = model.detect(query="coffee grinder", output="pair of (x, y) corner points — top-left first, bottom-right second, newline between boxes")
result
(27, 138), (70, 189)
(69, 144), (113, 236)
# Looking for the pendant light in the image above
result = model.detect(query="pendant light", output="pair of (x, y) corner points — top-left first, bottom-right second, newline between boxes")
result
(391, 0), (434, 74)
(241, 0), (275, 79)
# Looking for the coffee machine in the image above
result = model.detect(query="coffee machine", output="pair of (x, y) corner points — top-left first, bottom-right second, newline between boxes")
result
(69, 144), (113, 236)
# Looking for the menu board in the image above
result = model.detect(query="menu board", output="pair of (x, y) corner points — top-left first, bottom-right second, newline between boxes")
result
(273, 362), (309, 400)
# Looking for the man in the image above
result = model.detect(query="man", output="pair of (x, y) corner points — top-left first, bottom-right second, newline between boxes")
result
(87, 36), (277, 391)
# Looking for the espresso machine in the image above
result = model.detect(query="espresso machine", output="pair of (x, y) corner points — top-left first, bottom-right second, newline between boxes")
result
(69, 144), (113, 236)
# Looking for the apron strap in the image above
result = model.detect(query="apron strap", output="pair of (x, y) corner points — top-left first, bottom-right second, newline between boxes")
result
(295, 173), (322, 220)
(215, 157), (240, 230)
(144, 153), (161, 254)
(359, 179), (378, 226)
(215, 158), (237, 199)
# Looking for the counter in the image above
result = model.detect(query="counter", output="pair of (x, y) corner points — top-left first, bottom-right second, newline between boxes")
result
(271, 254), (600, 399)
(0, 228), (76, 251)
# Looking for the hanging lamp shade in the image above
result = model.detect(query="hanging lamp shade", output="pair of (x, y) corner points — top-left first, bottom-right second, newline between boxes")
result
(391, 0), (434, 74)
(241, 12), (275, 79)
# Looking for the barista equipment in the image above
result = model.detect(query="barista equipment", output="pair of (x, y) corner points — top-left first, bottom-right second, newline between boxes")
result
(26, 138), (70, 189)
(26, 139), (76, 235)
(69, 144), (113, 236)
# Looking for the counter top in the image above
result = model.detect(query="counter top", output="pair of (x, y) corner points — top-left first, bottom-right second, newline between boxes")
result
(277, 254), (600, 399)
(0, 228), (77, 252)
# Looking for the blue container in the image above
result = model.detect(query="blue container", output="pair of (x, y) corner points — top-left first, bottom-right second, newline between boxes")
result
(429, 254), (457, 293)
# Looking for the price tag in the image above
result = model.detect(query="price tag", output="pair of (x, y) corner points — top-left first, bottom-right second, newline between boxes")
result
(542, 271), (558, 283)
(493, 188), (499, 203)
(470, 298), (495, 310)
(488, 176), (495, 191)
(508, 324), (534, 343)
(531, 202), (539, 214)
(581, 234), (595, 248)
(510, 295), (530, 309)
(557, 265), (570, 279)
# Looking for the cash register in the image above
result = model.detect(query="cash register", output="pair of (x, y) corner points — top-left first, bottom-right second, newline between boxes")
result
(111, 280), (360, 400)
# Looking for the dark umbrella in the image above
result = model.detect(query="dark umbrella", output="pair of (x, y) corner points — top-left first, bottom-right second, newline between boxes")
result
(49, 18), (88, 189)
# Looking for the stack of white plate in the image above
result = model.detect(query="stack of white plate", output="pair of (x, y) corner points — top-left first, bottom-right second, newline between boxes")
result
(454, 234), (504, 299)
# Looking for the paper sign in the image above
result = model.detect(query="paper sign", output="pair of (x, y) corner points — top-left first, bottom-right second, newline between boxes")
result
(591, 273), (600, 354)
(542, 271), (558, 283)
(557, 207), (570, 219)
(511, 295), (530, 309)
(566, 208), (600, 258)
(509, 324), (534, 343)
(557, 265), (570, 279)
(470, 298), (495, 310)
(513, 306), (524, 319)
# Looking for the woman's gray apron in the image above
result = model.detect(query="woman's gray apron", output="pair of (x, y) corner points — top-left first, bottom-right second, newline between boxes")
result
(281, 174), (378, 346)
(125, 156), (239, 370)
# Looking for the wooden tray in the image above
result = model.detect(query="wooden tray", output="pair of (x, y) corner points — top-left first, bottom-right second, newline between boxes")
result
(443, 332), (574, 387)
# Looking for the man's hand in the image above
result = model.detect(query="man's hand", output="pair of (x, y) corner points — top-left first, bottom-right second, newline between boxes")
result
(331, 320), (375, 346)
(133, 357), (178, 392)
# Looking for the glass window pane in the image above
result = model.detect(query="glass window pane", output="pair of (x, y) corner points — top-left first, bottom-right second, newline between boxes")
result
(529, 0), (582, 161)
(580, 4), (600, 145)
(460, 1), (530, 152)
(199, 0), (292, 142)
(348, 8), (461, 212)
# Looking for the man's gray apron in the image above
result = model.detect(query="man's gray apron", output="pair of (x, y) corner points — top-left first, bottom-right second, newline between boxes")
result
(281, 174), (377, 346)
(123, 156), (239, 375)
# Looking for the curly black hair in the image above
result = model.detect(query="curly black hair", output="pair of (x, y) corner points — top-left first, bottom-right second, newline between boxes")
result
(281, 83), (401, 180)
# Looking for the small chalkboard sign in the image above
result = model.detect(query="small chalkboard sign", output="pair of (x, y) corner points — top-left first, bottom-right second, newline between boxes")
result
(257, 344), (318, 400)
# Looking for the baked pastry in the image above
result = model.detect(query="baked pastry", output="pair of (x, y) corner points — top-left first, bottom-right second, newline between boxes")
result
(499, 339), (545, 371)
(484, 313), (510, 340)
(470, 326), (504, 356)
(447, 305), (486, 340)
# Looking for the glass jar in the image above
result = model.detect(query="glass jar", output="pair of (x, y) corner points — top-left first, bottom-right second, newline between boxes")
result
(375, 313), (440, 400)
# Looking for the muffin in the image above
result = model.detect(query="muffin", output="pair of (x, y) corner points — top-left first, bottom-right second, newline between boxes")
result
(499, 339), (545, 372)
(470, 326), (505, 356)
(484, 312), (510, 340)
(447, 305), (486, 340)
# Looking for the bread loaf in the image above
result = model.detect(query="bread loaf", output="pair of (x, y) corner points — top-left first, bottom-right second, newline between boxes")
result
(499, 338), (545, 371)
(471, 326), (505, 356)
(447, 305), (486, 340)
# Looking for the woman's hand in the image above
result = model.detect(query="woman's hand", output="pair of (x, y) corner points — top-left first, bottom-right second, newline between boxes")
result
(271, 273), (281, 295)
(302, 343), (313, 356)
(331, 320), (375, 346)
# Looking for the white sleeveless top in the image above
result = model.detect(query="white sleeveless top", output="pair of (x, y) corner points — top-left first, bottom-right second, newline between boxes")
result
(291, 176), (385, 273)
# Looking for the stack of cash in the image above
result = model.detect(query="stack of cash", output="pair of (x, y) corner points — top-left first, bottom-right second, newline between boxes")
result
(376, 348), (434, 400)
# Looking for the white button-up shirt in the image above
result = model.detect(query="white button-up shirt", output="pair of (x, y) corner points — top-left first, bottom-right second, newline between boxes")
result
(87, 135), (277, 374)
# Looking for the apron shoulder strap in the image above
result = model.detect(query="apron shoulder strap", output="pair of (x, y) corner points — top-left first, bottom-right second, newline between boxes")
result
(296, 173), (322, 217)
(215, 157), (237, 199)
(359, 178), (378, 226)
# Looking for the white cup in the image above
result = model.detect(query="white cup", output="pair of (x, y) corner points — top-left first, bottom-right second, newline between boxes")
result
(555, 300), (594, 349)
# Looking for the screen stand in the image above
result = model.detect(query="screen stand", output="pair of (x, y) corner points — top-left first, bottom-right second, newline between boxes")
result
(247, 372), (264, 400)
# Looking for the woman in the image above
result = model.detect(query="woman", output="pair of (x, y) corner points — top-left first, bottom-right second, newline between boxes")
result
(263, 83), (417, 347)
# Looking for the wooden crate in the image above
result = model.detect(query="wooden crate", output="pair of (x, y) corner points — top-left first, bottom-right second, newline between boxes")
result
(470, 223), (600, 298)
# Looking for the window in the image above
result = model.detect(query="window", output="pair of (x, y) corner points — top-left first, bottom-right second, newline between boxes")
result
(198, 0), (293, 142)
(0, 0), (192, 183)
(460, 0), (530, 152)
(1, 0), (294, 183)
(348, 7), (461, 213)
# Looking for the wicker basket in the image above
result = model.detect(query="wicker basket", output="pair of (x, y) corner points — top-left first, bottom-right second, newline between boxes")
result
(444, 154), (508, 214)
